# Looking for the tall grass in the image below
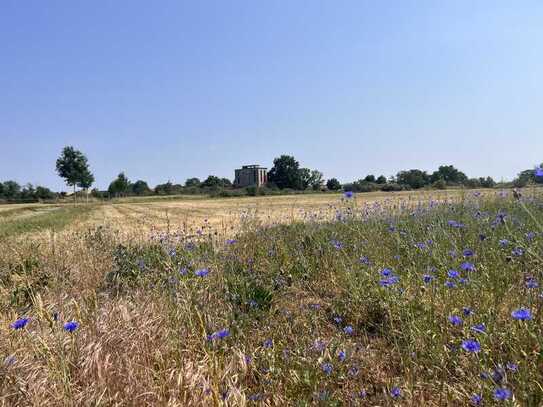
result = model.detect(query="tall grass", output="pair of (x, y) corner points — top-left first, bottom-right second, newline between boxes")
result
(1, 191), (542, 405)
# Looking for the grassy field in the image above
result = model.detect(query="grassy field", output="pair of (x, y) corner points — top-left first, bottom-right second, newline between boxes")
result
(1, 189), (542, 405)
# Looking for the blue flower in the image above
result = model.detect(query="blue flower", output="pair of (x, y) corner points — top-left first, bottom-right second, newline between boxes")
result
(321, 362), (333, 375)
(380, 275), (399, 287)
(470, 394), (482, 405)
(535, 167), (543, 178)
(445, 280), (456, 288)
(471, 323), (486, 334)
(512, 247), (524, 257)
(463, 307), (474, 316)
(493, 387), (512, 401)
(359, 256), (370, 265)
(195, 268), (210, 277)
(226, 239), (237, 245)
(331, 239), (344, 250)
(499, 239), (509, 247)
(338, 350), (346, 362)
(511, 308), (532, 321)
(526, 231), (536, 241)
(381, 268), (392, 277)
(423, 274), (434, 284)
(263, 338), (273, 348)
(463, 249), (474, 257)
(63, 321), (79, 332)
(447, 269), (460, 278)
(460, 262), (475, 272)
(390, 387), (401, 398)
(506, 362), (518, 372)
(448, 315), (463, 326)
(344, 325), (354, 335)
(344, 191), (354, 199)
(10, 317), (30, 330)
(526, 277), (538, 289)
(333, 316), (343, 324)
(207, 328), (230, 341)
(461, 339), (481, 353)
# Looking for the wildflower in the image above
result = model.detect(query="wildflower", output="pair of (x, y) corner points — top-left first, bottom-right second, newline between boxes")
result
(526, 232), (536, 241)
(248, 394), (262, 401)
(423, 274), (434, 284)
(207, 328), (230, 341)
(137, 259), (145, 270)
(463, 249), (474, 257)
(447, 269), (460, 278)
(512, 247), (524, 257)
(263, 338), (273, 348)
(471, 323), (486, 334)
(348, 366), (359, 376)
(493, 387), (512, 401)
(321, 363), (333, 375)
(461, 339), (481, 353)
(479, 234), (487, 241)
(338, 350), (346, 362)
(3, 355), (16, 366)
(357, 390), (367, 398)
(511, 308), (532, 321)
(506, 362), (518, 372)
(195, 268), (210, 277)
(415, 242), (427, 250)
(63, 321), (79, 332)
(470, 394), (482, 405)
(380, 275), (399, 287)
(448, 315), (463, 326)
(445, 280), (456, 288)
(499, 239), (509, 247)
(169, 248), (176, 257)
(492, 368), (504, 383)
(244, 355), (252, 364)
(10, 317), (30, 330)
(463, 307), (474, 316)
(359, 256), (370, 265)
(459, 277), (469, 285)
(390, 387), (401, 398)
(331, 239), (344, 249)
(460, 262), (475, 272)
(535, 167), (543, 178)
(381, 268), (392, 277)
(344, 191), (354, 199)
(313, 340), (326, 352)
(344, 325), (354, 335)
(526, 277), (538, 289)
(333, 316), (343, 324)
(226, 239), (237, 245)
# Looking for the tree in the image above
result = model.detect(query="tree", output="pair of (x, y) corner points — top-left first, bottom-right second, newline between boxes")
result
(132, 180), (151, 196)
(268, 155), (302, 189)
(364, 175), (376, 182)
(2, 181), (21, 200)
(396, 169), (430, 189)
(299, 168), (312, 189)
(77, 168), (95, 202)
(221, 178), (232, 187)
(202, 175), (223, 188)
(376, 175), (387, 184)
(430, 165), (468, 185)
(35, 186), (56, 200)
(185, 178), (201, 187)
(308, 170), (324, 190)
(55, 146), (93, 203)
(108, 172), (131, 197)
(326, 178), (342, 190)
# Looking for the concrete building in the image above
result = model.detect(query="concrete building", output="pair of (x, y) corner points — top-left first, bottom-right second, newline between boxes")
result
(234, 165), (268, 187)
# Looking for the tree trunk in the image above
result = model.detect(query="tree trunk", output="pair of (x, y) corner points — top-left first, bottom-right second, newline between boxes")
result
(73, 184), (76, 206)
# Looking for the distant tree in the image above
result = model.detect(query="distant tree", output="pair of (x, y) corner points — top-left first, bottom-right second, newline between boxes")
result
(20, 183), (35, 200)
(221, 178), (232, 187)
(430, 165), (468, 185)
(0, 182), (4, 198)
(364, 174), (376, 183)
(513, 165), (543, 187)
(78, 168), (95, 202)
(35, 186), (56, 200)
(308, 170), (324, 190)
(55, 146), (93, 203)
(397, 169), (430, 189)
(108, 172), (131, 197)
(2, 181), (21, 200)
(132, 180), (152, 196)
(268, 155), (302, 189)
(376, 175), (387, 184)
(326, 178), (342, 191)
(299, 168), (311, 189)
(202, 175), (223, 188)
(185, 178), (201, 187)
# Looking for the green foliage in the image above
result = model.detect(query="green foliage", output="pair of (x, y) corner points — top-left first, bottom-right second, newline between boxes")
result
(185, 177), (201, 187)
(108, 172), (131, 197)
(376, 175), (387, 184)
(396, 169), (430, 189)
(430, 164), (468, 185)
(326, 178), (342, 190)
(268, 155), (303, 189)
(55, 146), (94, 191)
(131, 180), (152, 196)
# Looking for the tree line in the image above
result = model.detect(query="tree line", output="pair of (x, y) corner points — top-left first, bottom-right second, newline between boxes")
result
(2, 147), (542, 203)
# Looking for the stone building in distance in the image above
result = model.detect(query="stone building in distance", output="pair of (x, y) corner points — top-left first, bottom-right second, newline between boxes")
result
(234, 165), (268, 188)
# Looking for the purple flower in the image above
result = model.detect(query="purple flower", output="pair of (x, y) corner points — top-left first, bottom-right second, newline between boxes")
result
(321, 363), (333, 375)
(535, 167), (543, 178)
(344, 325), (354, 335)
(526, 277), (538, 289)
(447, 269), (460, 278)
(460, 262), (475, 272)
(471, 323), (486, 334)
(207, 328), (230, 341)
(195, 268), (210, 277)
(470, 394), (482, 405)
(381, 268), (393, 277)
(461, 339), (481, 353)
(506, 362), (518, 372)
(463, 249), (474, 257)
(512, 247), (524, 257)
(448, 315), (463, 326)
(463, 307), (474, 316)
(511, 308), (532, 321)
(63, 321), (79, 332)
(344, 191), (354, 199)
(445, 280), (456, 288)
(493, 387), (512, 401)
(338, 350), (346, 362)
(359, 256), (370, 265)
(390, 387), (401, 398)
(331, 239), (344, 250)
(10, 317), (30, 330)
(263, 338), (273, 348)
(423, 274), (434, 284)
(499, 239), (509, 247)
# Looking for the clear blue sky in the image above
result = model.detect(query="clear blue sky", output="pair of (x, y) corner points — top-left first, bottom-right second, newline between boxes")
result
(1, 1), (542, 191)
